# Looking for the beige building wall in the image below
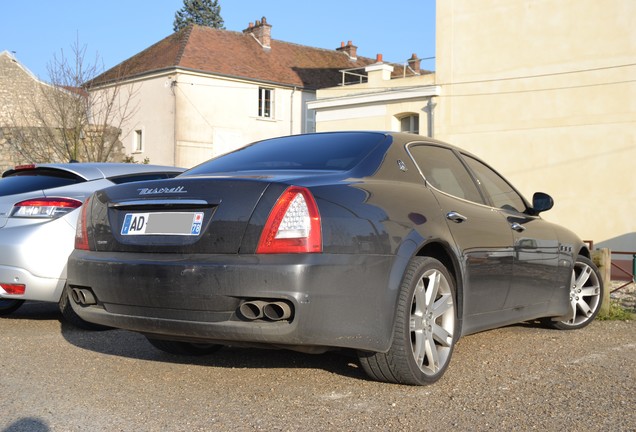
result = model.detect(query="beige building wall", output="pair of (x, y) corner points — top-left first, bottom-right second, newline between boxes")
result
(173, 72), (311, 168)
(108, 70), (313, 169)
(310, 66), (439, 136)
(113, 73), (177, 166)
(435, 0), (636, 251)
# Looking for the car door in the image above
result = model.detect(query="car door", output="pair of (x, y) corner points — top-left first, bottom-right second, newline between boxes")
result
(461, 154), (561, 310)
(408, 144), (515, 318)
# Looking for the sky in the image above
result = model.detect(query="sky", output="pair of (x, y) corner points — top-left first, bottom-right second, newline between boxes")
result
(1, 1), (436, 81)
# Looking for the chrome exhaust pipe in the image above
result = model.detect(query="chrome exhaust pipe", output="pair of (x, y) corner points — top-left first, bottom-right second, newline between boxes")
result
(263, 301), (292, 321)
(70, 288), (82, 304)
(71, 288), (97, 306)
(239, 300), (268, 320)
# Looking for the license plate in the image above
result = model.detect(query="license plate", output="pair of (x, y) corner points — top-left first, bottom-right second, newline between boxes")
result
(121, 212), (204, 236)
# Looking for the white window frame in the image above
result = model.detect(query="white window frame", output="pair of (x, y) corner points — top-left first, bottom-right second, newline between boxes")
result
(133, 129), (144, 153)
(258, 87), (274, 119)
(399, 114), (419, 134)
(305, 107), (316, 133)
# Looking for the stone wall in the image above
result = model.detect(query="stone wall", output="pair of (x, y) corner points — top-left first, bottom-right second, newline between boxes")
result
(0, 128), (26, 172)
(0, 51), (52, 127)
(0, 51), (125, 172)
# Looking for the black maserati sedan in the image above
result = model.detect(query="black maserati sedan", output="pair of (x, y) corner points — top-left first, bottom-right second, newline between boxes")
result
(66, 131), (603, 385)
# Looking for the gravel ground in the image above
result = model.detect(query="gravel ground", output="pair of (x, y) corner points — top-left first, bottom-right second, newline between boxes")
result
(0, 302), (634, 432)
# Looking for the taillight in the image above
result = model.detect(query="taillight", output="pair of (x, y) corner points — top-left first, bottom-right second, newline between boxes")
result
(12, 198), (83, 219)
(13, 164), (36, 170)
(256, 186), (322, 254)
(74, 196), (90, 251)
(0, 283), (25, 295)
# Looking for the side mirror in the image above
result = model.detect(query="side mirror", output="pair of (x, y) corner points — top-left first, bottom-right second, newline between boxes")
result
(531, 192), (554, 214)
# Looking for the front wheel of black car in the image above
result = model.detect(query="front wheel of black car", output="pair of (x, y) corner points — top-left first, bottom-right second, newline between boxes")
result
(546, 255), (603, 330)
(146, 337), (223, 356)
(358, 256), (458, 385)
(0, 299), (24, 316)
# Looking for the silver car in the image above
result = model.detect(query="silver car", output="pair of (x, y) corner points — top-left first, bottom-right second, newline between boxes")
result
(0, 162), (184, 327)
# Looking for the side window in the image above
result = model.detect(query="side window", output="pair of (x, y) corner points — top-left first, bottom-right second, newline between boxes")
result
(463, 155), (527, 212)
(409, 145), (485, 204)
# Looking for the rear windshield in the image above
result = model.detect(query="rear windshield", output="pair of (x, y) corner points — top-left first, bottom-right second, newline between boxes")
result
(0, 169), (84, 196)
(185, 132), (389, 175)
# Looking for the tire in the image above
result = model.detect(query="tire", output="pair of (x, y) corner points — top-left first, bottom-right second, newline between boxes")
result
(146, 337), (223, 356)
(0, 299), (25, 316)
(358, 256), (458, 385)
(58, 284), (109, 331)
(546, 255), (603, 330)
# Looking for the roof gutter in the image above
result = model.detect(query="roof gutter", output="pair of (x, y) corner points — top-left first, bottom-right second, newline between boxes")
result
(307, 86), (441, 110)
(88, 66), (320, 92)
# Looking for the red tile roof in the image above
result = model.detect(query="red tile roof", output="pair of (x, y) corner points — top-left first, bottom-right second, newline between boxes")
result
(91, 25), (387, 89)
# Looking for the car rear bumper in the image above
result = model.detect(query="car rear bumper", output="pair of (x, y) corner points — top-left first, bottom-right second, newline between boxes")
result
(0, 265), (66, 302)
(67, 251), (399, 352)
(0, 215), (77, 303)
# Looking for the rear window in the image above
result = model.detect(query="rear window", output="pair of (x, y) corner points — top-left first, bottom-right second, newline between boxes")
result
(185, 132), (389, 175)
(0, 169), (84, 196)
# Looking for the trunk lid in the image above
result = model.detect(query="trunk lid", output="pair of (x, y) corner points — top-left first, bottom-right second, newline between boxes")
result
(90, 177), (277, 254)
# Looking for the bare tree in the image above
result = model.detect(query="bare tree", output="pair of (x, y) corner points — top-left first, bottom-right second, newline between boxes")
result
(7, 39), (138, 163)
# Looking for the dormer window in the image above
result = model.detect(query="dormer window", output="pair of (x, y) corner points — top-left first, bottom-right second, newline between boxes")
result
(258, 87), (274, 118)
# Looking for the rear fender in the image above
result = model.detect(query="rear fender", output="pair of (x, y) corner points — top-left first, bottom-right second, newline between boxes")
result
(386, 231), (464, 347)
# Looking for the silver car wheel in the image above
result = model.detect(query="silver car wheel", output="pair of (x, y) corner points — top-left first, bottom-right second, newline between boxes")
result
(546, 255), (604, 330)
(564, 258), (602, 326)
(358, 257), (458, 385)
(410, 268), (455, 376)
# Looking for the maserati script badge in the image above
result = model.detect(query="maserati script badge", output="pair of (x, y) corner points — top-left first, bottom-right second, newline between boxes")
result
(137, 186), (188, 195)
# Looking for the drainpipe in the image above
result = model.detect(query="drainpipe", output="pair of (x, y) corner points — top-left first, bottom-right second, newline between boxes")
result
(290, 86), (296, 135)
(171, 77), (178, 166)
(427, 97), (437, 138)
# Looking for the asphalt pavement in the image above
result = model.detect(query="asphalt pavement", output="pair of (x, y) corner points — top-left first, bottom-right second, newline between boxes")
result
(1, 302), (634, 431)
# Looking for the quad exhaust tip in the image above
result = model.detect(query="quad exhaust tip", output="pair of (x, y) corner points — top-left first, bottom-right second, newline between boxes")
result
(70, 288), (97, 306)
(239, 300), (293, 321)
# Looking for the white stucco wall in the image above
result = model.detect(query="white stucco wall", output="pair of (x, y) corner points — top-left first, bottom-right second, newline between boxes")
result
(173, 72), (306, 168)
(97, 73), (177, 167)
(102, 70), (313, 169)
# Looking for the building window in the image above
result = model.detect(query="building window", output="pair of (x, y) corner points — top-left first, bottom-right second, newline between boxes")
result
(133, 129), (143, 152)
(258, 87), (274, 118)
(305, 107), (316, 133)
(400, 114), (419, 134)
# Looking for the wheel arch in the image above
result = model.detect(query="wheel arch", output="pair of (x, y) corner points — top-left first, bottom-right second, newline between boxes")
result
(415, 241), (464, 321)
(577, 246), (591, 259)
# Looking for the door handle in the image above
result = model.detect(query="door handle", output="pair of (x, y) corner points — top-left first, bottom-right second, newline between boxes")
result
(446, 211), (468, 223)
(510, 222), (526, 232)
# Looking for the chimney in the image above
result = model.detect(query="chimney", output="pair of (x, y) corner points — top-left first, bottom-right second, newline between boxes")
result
(365, 54), (394, 84)
(408, 53), (421, 73)
(336, 40), (357, 60)
(243, 16), (272, 49)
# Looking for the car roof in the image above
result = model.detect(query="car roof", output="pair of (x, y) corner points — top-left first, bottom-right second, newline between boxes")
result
(2, 162), (185, 180)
